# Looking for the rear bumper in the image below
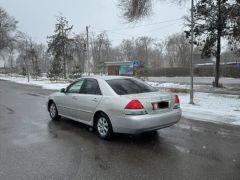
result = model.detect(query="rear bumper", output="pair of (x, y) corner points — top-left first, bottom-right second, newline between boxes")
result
(111, 109), (181, 134)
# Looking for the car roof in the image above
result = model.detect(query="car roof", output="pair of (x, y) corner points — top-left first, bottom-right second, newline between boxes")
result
(81, 75), (133, 81)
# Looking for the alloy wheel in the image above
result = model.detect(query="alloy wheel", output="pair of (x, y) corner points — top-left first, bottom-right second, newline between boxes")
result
(50, 103), (56, 118)
(97, 117), (109, 137)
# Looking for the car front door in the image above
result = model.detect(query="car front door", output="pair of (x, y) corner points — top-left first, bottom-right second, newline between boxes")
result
(56, 80), (84, 118)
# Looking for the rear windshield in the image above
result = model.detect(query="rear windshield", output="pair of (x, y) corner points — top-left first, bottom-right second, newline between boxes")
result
(106, 78), (157, 95)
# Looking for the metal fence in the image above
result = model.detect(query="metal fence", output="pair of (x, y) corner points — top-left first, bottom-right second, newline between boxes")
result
(148, 64), (240, 78)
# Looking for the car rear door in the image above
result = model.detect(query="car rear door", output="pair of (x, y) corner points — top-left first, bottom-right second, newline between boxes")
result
(71, 78), (103, 122)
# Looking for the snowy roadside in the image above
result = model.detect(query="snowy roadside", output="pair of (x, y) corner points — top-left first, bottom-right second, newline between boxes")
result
(178, 93), (240, 126)
(1, 74), (240, 126)
(0, 74), (70, 90)
(147, 81), (192, 89)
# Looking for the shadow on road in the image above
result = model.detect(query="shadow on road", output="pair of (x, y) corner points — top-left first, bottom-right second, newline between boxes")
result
(47, 117), (165, 145)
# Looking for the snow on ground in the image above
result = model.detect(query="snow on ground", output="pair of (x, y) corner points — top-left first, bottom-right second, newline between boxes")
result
(146, 81), (190, 89)
(148, 76), (240, 85)
(0, 74), (70, 90)
(179, 93), (240, 126)
(1, 74), (240, 126)
(146, 81), (209, 90)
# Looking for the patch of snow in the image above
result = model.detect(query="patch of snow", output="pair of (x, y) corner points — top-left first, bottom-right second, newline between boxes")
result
(0, 74), (69, 90)
(179, 92), (240, 126)
(146, 81), (190, 89)
(146, 81), (206, 90)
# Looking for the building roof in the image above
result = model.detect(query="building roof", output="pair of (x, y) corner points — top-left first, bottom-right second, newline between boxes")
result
(104, 61), (132, 66)
(82, 75), (132, 80)
(195, 62), (240, 67)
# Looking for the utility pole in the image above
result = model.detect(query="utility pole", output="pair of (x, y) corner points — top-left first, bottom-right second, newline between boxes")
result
(190, 0), (194, 105)
(86, 26), (90, 76)
(25, 39), (30, 82)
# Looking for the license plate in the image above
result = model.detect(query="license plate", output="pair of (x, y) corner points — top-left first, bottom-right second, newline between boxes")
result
(152, 101), (169, 110)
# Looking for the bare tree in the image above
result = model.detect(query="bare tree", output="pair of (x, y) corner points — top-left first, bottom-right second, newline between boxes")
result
(34, 44), (51, 74)
(135, 36), (154, 65)
(118, 0), (153, 22)
(120, 39), (135, 61)
(91, 32), (111, 73)
(118, 0), (185, 22)
(109, 47), (125, 62)
(6, 40), (17, 75)
(165, 33), (190, 67)
(0, 7), (17, 54)
(15, 32), (43, 80)
(15, 32), (31, 81)
(150, 42), (165, 69)
(72, 33), (87, 73)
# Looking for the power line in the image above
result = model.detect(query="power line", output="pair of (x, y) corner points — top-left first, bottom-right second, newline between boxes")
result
(145, 21), (184, 34)
(92, 18), (183, 33)
(92, 21), (184, 38)
(103, 31), (134, 37)
(89, 19), (185, 46)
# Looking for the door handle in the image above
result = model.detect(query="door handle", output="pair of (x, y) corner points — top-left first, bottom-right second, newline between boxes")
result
(92, 98), (98, 102)
(72, 96), (77, 100)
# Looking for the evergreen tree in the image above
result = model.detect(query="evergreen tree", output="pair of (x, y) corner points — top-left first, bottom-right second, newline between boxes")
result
(185, 0), (240, 87)
(48, 57), (63, 81)
(21, 66), (27, 76)
(47, 15), (73, 79)
(69, 63), (82, 79)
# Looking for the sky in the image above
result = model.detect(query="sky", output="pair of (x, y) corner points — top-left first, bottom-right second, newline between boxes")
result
(0, 0), (190, 47)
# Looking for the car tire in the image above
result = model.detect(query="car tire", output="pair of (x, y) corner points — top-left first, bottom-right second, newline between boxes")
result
(49, 101), (61, 121)
(95, 113), (113, 140)
(143, 130), (158, 137)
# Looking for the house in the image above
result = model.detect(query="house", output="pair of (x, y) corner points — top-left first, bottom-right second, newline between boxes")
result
(104, 61), (133, 76)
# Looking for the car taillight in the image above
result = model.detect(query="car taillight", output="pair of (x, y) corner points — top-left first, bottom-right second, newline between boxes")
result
(125, 100), (144, 109)
(175, 95), (180, 104)
(174, 95), (180, 109)
(125, 100), (147, 115)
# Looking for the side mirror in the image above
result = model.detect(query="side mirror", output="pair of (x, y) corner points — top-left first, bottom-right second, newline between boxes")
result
(60, 88), (66, 93)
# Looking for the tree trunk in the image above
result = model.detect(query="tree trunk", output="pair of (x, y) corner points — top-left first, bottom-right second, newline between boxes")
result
(215, 0), (222, 88)
(63, 57), (66, 79)
(31, 55), (35, 77)
(215, 34), (221, 87)
(63, 45), (66, 79)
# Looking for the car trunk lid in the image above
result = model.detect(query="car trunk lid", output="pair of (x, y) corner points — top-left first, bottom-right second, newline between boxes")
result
(122, 91), (175, 114)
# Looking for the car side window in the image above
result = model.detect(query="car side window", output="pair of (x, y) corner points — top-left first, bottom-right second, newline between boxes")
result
(80, 79), (102, 95)
(67, 80), (84, 93)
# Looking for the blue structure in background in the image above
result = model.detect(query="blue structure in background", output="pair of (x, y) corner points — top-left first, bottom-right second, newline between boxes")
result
(236, 63), (240, 70)
(132, 60), (140, 68)
(119, 65), (133, 76)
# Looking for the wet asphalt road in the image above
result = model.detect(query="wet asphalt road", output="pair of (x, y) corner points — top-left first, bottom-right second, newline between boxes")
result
(0, 80), (240, 180)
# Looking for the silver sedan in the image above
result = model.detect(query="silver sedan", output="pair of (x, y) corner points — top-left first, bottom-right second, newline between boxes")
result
(47, 76), (181, 139)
